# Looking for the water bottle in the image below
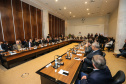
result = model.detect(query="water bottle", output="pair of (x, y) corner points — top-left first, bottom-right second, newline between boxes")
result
(70, 53), (72, 58)
(67, 51), (69, 57)
(55, 59), (58, 68)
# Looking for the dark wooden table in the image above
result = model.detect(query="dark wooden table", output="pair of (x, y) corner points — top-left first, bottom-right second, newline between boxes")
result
(36, 48), (85, 84)
(1, 40), (83, 69)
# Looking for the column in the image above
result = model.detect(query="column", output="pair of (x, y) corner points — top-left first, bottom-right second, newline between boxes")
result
(114, 0), (126, 53)
(42, 10), (49, 38)
(104, 14), (109, 37)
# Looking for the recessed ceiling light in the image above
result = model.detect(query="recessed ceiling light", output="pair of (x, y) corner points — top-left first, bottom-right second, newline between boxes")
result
(55, 0), (58, 2)
(88, 13), (90, 15)
(64, 7), (66, 9)
(85, 2), (87, 4)
(106, 1), (107, 2)
(73, 15), (75, 17)
(69, 12), (72, 14)
(87, 8), (89, 11)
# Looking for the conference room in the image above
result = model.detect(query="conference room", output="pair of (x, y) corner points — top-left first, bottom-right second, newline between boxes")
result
(0, 0), (126, 84)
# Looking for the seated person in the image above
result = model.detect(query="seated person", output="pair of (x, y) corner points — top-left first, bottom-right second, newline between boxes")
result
(81, 42), (103, 72)
(113, 39), (126, 58)
(84, 41), (92, 56)
(76, 55), (113, 84)
(13, 40), (23, 50)
(3, 41), (13, 51)
(45, 38), (50, 43)
(22, 39), (27, 45)
(0, 42), (4, 52)
(34, 38), (39, 46)
(60, 33), (64, 39)
(80, 36), (83, 40)
(52, 37), (57, 43)
(56, 37), (59, 42)
(49, 37), (52, 43)
(25, 39), (34, 48)
(105, 38), (113, 48)
(39, 38), (44, 44)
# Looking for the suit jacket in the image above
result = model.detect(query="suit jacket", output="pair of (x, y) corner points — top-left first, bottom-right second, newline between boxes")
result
(85, 46), (92, 55)
(84, 50), (103, 68)
(80, 66), (113, 84)
(25, 42), (34, 47)
(2, 44), (13, 51)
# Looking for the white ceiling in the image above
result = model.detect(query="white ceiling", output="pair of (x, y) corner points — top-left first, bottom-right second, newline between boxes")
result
(21, 0), (119, 20)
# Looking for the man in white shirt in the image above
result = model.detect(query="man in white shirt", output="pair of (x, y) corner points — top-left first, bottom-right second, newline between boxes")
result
(105, 38), (113, 48)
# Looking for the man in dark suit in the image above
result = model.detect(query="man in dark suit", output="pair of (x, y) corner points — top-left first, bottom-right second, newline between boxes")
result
(113, 39), (126, 58)
(3, 41), (13, 51)
(76, 55), (113, 84)
(25, 39), (34, 48)
(22, 39), (27, 45)
(81, 42), (103, 72)
(84, 41), (92, 56)
(39, 38), (44, 44)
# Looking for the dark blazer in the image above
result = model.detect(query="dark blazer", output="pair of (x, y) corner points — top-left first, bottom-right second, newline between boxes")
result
(84, 50), (103, 66)
(25, 42), (34, 47)
(81, 50), (103, 71)
(85, 46), (92, 56)
(2, 44), (13, 51)
(39, 40), (44, 44)
(80, 66), (113, 84)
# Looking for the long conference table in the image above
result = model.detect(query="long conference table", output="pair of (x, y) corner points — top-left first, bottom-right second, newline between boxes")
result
(1, 40), (83, 69)
(36, 44), (84, 84)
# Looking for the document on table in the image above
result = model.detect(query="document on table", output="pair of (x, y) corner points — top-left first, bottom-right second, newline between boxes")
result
(58, 69), (69, 76)
(74, 57), (81, 60)
(77, 54), (82, 56)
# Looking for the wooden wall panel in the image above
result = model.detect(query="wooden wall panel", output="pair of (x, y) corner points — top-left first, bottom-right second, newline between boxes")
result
(12, 0), (24, 41)
(52, 15), (54, 38)
(49, 14), (52, 37)
(30, 6), (37, 39)
(55, 17), (57, 37)
(22, 2), (31, 40)
(37, 9), (42, 39)
(63, 20), (65, 36)
(0, 0), (15, 43)
(0, 23), (3, 41)
(57, 18), (59, 37)
(59, 19), (60, 36)
(0, 0), (43, 43)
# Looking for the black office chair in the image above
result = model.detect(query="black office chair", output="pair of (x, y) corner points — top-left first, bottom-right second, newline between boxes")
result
(112, 70), (125, 84)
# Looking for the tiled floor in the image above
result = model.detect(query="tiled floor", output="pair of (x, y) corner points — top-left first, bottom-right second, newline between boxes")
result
(0, 43), (126, 84)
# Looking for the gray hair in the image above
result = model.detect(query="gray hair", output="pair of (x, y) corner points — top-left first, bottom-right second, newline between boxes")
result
(92, 55), (106, 69)
(92, 42), (100, 49)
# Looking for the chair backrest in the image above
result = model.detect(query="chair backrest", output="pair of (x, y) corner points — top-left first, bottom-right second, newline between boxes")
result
(112, 70), (125, 84)
(102, 52), (106, 57)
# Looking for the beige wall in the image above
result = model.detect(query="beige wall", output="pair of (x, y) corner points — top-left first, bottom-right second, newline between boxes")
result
(66, 16), (109, 37)
(108, 8), (118, 39)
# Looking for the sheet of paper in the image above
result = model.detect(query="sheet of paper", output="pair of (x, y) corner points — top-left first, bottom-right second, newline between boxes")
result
(58, 69), (69, 76)
(77, 54), (82, 56)
(74, 57), (81, 60)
